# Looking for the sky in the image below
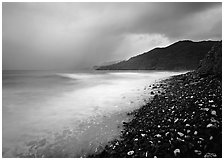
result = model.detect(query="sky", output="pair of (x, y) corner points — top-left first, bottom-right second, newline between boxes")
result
(2, 2), (222, 70)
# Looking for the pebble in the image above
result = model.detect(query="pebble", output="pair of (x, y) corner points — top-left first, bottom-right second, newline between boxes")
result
(145, 152), (148, 157)
(209, 136), (213, 140)
(174, 118), (179, 123)
(194, 131), (198, 135)
(155, 134), (162, 138)
(208, 100), (214, 103)
(177, 137), (184, 142)
(127, 151), (134, 155)
(201, 108), (209, 111)
(204, 152), (217, 158)
(177, 132), (184, 137)
(210, 117), (218, 123)
(185, 124), (190, 127)
(207, 124), (215, 128)
(199, 138), (204, 141)
(194, 150), (202, 155)
(211, 110), (217, 116)
(186, 129), (191, 134)
(165, 132), (169, 137)
(174, 149), (180, 156)
(141, 134), (146, 137)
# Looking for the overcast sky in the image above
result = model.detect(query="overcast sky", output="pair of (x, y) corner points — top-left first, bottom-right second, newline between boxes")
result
(3, 2), (222, 70)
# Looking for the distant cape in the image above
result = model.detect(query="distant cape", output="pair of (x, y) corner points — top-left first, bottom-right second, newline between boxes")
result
(95, 40), (219, 70)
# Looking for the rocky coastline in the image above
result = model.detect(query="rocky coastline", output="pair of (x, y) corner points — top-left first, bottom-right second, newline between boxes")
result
(88, 71), (222, 158)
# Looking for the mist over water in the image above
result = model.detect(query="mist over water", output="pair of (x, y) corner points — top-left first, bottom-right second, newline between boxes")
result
(2, 70), (185, 157)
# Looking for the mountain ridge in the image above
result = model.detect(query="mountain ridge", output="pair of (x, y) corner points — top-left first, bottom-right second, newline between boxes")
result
(96, 40), (219, 70)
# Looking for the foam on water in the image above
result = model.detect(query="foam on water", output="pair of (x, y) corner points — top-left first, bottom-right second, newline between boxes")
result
(2, 70), (186, 157)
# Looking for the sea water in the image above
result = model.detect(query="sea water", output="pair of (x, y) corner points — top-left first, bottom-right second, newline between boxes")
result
(2, 70), (185, 157)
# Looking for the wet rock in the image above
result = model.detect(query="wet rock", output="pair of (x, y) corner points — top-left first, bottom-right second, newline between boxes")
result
(177, 137), (185, 142)
(204, 153), (217, 158)
(177, 132), (184, 137)
(206, 124), (216, 128)
(211, 110), (217, 116)
(155, 134), (162, 138)
(186, 129), (191, 134)
(200, 108), (209, 111)
(127, 151), (134, 156)
(174, 149), (180, 156)
(194, 150), (202, 155)
(199, 138), (204, 141)
(141, 134), (146, 137)
(165, 132), (169, 137)
(174, 118), (179, 123)
(208, 100), (214, 103)
(210, 117), (219, 123)
(185, 124), (190, 127)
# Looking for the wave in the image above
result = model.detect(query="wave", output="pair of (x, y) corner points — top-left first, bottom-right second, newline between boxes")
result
(55, 73), (101, 80)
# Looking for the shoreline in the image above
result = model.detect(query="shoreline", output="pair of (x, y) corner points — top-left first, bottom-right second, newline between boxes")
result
(88, 71), (222, 158)
(3, 71), (182, 158)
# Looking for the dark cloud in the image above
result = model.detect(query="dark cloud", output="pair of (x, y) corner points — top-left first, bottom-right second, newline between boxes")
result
(2, 2), (222, 70)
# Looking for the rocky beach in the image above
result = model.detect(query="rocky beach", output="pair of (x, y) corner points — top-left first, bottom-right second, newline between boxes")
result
(89, 42), (222, 158)
(89, 71), (222, 158)
(3, 2), (222, 158)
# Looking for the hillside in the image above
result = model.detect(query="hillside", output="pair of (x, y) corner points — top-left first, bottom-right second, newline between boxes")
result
(197, 41), (222, 78)
(96, 40), (218, 70)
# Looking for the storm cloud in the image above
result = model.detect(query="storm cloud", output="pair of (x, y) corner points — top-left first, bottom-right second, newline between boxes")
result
(3, 2), (222, 70)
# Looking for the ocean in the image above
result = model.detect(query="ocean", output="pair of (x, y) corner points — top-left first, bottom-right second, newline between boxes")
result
(2, 70), (185, 157)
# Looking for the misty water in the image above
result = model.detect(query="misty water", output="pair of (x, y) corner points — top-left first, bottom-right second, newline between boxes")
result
(2, 70), (185, 157)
